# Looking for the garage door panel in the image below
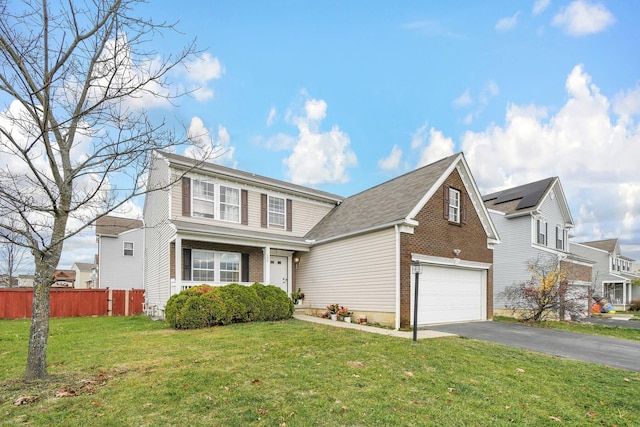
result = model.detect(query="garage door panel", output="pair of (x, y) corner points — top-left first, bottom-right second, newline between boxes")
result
(414, 265), (484, 325)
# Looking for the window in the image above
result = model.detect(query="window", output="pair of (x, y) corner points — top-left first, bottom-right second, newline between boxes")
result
(536, 218), (547, 246)
(448, 188), (461, 223)
(268, 196), (286, 229)
(123, 242), (134, 256)
(219, 186), (240, 222)
(193, 180), (215, 218)
(192, 250), (215, 281)
(219, 252), (240, 282)
(555, 226), (567, 250)
(188, 250), (240, 283)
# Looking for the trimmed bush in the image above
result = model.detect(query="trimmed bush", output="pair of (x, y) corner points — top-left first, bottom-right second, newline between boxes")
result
(629, 299), (640, 312)
(251, 282), (294, 321)
(165, 283), (292, 329)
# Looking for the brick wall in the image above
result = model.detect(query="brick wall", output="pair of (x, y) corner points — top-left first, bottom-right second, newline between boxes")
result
(561, 260), (592, 283)
(399, 169), (494, 327)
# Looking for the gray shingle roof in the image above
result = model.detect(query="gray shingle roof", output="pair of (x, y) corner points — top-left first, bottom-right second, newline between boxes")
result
(95, 216), (143, 236)
(305, 153), (461, 242)
(579, 239), (618, 253)
(158, 151), (343, 204)
(482, 177), (555, 215)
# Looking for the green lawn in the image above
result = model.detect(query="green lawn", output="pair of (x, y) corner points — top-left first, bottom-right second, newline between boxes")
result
(1, 316), (639, 426)
(494, 316), (640, 341)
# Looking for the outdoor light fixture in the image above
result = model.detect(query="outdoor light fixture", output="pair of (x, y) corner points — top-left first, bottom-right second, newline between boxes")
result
(411, 260), (422, 342)
(453, 249), (461, 256)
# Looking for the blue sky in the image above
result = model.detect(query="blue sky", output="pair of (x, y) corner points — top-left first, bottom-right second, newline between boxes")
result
(20, 1), (640, 267)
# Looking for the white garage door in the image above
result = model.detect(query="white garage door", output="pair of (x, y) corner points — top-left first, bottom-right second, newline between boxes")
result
(413, 265), (485, 325)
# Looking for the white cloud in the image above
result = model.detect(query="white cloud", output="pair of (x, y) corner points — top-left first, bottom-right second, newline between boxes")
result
(184, 116), (235, 166)
(453, 90), (473, 107)
(495, 12), (520, 31)
(378, 145), (403, 171)
(410, 122), (429, 149)
(417, 128), (456, 167)
(265, 133), (297, 150)
(283, 97), (357, 185)
(552, 0), (615, 36)
(183, 53), (224, 102)
(438, 64), (640, 253)
(533, 0), (551, 15)
(613, 85), (640, 124)
(266, 107), (278, 127)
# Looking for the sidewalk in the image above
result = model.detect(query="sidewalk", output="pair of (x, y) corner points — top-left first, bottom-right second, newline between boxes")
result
(293, 313), (455, 339)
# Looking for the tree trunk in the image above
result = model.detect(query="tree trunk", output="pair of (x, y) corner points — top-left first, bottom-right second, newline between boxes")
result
(24, 270), (52, 380)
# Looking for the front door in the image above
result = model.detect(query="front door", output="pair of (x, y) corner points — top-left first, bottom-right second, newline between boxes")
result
(270, 256), (289, 294)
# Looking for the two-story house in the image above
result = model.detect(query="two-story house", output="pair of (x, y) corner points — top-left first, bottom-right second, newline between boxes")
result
(570, 239), (640, 310)
(144, 151), (499, 328)
(95, 215), (144, 290)
(483, 177), (593, 317)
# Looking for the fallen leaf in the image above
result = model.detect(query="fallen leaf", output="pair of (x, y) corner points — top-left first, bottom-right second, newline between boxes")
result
(505, 406), (511, 410)
(405, 371), (414, 377)
(206, 395), (212, 401)
(447, 387), (455, 393)
(258, 408), (268, 415)
(623, 378), (630, 382)
(55, 390), (77, 398)
(252, 378), (260, 384)
(352, 374), (360, 378)
(516, 368), (525, 373)
(549, 416), (562, 422)
(586, 412), (597, 418)
(90, 401), (101, 407)
(183, 383), (189, 389)
(14, 396), (38, 406)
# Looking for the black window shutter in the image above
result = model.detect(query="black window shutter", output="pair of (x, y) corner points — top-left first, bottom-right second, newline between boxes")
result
(182, 248), (191, 281)
(241, 253), (249, 282)
(443, 185), (450, 220)
(461, 192), (467, 224)
(241, 189), (248, 225)
(260, 194), (267, 228)
(182, 177), (191, 216)
(545, 222), (548, 246)
(286, 199), (293, 231)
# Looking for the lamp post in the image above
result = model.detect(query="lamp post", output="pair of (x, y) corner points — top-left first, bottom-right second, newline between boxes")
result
(412, 260), (422, 342)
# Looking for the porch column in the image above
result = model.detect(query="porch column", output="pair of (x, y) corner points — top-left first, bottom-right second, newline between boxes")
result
(174, 236), (182, 295)
(263, 246), (271, 285)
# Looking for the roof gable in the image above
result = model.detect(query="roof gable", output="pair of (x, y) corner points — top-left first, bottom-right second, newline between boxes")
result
(580, 238), (619, 254)
(483, 177), (574, 226)
(305, 153), (499, 243)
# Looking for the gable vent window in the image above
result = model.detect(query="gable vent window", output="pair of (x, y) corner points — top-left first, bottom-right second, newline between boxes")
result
(448, 188), (461, 223)
(123, 241), (134, 256)
(536, 219), (547, 246)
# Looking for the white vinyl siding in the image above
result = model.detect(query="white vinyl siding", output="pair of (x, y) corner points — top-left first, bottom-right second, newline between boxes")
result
(296, 228), (397, 313)
(100, 228), (144, 290)
(144, 157), (173, 307)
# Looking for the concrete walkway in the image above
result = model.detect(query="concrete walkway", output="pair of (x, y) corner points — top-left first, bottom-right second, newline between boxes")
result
(293, 314), (455, 339)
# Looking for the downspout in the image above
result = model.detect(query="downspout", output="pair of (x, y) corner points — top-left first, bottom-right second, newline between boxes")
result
(395, 225), (401, 330)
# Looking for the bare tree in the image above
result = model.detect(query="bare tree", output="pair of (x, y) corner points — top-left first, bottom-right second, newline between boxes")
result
(500, 256), (590, 322)
(0, 0), (204, 380)
(0, 222), (31, 286)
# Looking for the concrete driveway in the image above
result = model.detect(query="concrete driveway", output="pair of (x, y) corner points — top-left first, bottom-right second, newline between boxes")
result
(427, 321), (640, 373)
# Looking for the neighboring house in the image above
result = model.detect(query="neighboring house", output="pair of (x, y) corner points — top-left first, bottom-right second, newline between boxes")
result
(96, 215), (144, 290)
(18, 274), (34, 287)
(0, 274), (18, 287)
(144, 151), (499, 328)
(483, 177), (593, 316)
(570, 239), (640, 310)
(53, 269), (76, 287)
(71, 262), (95, 288)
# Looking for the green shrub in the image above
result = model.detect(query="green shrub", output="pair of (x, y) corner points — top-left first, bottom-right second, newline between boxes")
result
(251, 282), (294, 321)
(165, 283), (292, 329)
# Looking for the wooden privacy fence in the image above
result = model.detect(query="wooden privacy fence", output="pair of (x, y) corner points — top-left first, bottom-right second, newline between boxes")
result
(0, 288), (145, 319)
